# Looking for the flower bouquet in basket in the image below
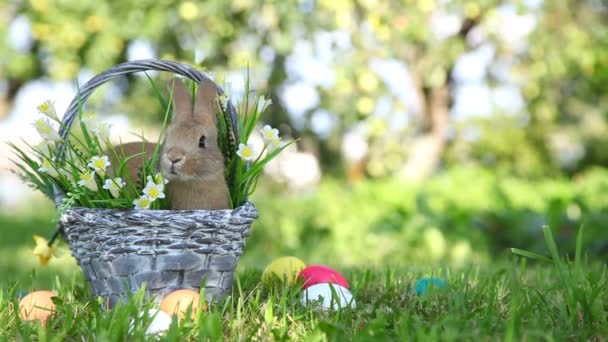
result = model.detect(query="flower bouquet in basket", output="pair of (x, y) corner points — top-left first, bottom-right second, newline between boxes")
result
(9, 60), (293, 306)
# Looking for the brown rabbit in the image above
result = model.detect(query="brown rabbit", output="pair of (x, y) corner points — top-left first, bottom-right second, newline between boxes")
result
(160, 78), (230, 210)
(110, 77), (230, 210)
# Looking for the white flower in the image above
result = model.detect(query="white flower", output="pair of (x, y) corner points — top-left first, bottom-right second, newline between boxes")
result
(258, 96), (272, 109)
(34, 141), (55, 159)
(147, 173), (169, 189)
(77, 171), (98, 191)
(37, 100), (59, 121)
(148, 173), (169, 185)
(33, 118), (62, 142)
(91, 122), (111, 141)
(143, 181), (165, 201)
(87, 155), (110, 176)
(260, 125), (279, 144)
(236, 143), (258, 162)
(102, 177), (125, 198)
(37, 159), (59, 178)
(133, 195), (152, 209)
(267, 137), (286, 153)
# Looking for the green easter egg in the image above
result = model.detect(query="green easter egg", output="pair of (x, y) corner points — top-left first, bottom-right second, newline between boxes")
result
(262, 256), (306, 286)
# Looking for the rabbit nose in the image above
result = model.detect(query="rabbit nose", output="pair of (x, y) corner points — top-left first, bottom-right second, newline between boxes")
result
(166, 148), (185, 165)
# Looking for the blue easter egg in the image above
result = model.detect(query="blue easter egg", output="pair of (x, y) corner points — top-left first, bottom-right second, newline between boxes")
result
(17, 290), (28, 299)
(415, 277), (447, 296)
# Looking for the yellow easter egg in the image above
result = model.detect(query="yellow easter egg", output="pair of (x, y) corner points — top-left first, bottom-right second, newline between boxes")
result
(160, 289), (202, 320)
(262, 256), (306, 286)
(19, 290), (56, 325)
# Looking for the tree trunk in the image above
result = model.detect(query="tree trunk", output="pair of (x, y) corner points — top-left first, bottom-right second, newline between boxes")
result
(399, 16), (478, 181)
(399, 75), (451, 181)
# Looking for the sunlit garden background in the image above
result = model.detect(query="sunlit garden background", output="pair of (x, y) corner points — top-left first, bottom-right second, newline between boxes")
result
(1, 0), (607, 339)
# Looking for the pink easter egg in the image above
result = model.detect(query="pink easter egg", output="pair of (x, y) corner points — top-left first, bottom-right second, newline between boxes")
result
(297, 265), (349, 290)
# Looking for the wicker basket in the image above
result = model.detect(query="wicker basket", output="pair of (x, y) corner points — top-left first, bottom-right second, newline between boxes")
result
(54, 60), (258, 307)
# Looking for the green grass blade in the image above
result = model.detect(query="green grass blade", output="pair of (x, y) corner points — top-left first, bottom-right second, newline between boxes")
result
(510, 248), (552, 263)
(144, 71), (168, 110)
(574, 224), (585, 269)
(542, 225), (563, 266)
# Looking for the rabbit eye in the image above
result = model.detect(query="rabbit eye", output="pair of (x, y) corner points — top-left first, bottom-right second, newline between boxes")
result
(199, 135), (206, 148)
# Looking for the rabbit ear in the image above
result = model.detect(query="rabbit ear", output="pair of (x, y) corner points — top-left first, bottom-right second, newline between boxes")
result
(193, 78), (217, 123)
(168, 78), (193, 122)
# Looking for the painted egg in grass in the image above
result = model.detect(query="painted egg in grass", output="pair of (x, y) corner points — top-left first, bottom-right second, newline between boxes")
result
(301, 283), (356, 310)
(297, 265), (349, 289)
(19, 290), (56, 325)
(414, 277), (447, 296)
(144, 309), (173, 335)
(160, 289), (201, 320)
(262, 256), (306, 286)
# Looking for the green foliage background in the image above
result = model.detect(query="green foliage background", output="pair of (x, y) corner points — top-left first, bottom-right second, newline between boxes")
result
(2, 0), (607, 174)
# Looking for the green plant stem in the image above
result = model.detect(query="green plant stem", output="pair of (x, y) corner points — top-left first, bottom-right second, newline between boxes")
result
(47, 229), (60, 247)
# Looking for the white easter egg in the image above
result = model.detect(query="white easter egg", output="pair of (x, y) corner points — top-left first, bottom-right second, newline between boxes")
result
(144, 309), (173, 335)
(301, 283), (356, 310)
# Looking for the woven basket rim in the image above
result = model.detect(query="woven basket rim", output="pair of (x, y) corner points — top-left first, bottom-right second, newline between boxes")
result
(61, 200), (256, 214)
(59, 201), (258, 231)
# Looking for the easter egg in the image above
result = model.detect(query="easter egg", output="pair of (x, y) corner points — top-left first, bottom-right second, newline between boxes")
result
(301, 283), (356, 310)
(19, 290), (56, 325)
(414, 277), (447, 296)
(297, 265), (349, 289)
(262, 256), (306, 286)
(160, 289), (201, 320)
(144, 309), (173, 335)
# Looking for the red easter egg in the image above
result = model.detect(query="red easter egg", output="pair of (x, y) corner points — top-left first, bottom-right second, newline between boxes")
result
(297, 265), (349, 290)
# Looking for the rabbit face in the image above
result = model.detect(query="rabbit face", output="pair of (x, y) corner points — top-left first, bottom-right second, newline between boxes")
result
(161, 120), (224, 181)
(160, 78), (225, 182)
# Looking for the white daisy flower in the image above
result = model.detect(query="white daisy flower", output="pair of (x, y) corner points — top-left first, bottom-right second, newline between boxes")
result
(258, 96), (272, 109)
(267, 137), (286, 153)
(91, 122), (111, 141)
(37, 159), (59, 178)
(77, 171), (98, 191)
(33, 118), (62, 142)
(133, 195), (152, 209)
(260, 125), (279, 144)
(147, 173), (169, 186)
(102, 177), (125, 198)
(87, 155), (110, 176)
(143, 181), (165, 201)
(37, 100), (59, 121)
(34, 141), (55, 159)
(236, 143), (258, 162)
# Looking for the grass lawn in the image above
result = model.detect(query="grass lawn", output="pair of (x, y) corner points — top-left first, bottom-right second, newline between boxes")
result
(1, 261), (606, 340)
(0, 204), (606, 340)
(1, 253), (607, 338)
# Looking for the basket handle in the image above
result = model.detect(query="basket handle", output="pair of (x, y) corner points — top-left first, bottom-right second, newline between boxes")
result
(53, 59), (240, 207)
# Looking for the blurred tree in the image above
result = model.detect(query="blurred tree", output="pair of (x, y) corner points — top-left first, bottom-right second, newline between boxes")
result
(523, 0), (608, 175)
(1, 0), (607, 177)
(448, 0), (608, 177)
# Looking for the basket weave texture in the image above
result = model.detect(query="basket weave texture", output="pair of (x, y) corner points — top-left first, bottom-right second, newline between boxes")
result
(54, 59), (257, 306)
(60, 203), (257, 307)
